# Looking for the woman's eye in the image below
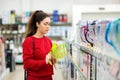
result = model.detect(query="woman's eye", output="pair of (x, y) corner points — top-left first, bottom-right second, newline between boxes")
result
(43, 23), (47, 25)
(44, 23), (47, 25)
(44, 23), (50, 26)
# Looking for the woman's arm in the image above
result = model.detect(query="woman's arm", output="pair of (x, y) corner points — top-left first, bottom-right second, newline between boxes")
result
(22, 38), (46, 71)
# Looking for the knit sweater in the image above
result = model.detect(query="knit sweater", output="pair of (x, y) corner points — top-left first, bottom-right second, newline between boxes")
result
(22, 36), (53, 77)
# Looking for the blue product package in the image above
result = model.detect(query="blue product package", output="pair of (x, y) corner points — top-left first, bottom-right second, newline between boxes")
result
(105, 18), (120, 55)
(52, 10), (59, 22)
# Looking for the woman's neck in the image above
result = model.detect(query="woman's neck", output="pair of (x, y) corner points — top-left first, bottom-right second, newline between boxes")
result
(33, 32), (44, 38)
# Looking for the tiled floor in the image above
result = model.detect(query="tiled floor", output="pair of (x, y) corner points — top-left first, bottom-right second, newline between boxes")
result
(3, 65), (24, 80)
(3, 64), (65, 80)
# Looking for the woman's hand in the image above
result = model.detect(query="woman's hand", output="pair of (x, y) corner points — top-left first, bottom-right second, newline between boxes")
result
(45, 54), (52, 64)
(51, 57), (56, 65)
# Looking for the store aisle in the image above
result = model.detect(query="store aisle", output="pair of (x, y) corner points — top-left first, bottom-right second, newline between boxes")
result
(3, 65), (24, 80)
(53, 64), (65, 80)
(3, 64), (65, 80)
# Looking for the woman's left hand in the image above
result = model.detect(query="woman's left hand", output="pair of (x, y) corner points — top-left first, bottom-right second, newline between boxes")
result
(51, 57), (56, 65)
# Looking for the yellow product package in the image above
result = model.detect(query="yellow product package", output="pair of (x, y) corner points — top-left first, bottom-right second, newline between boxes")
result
(49, 42), (67, 65)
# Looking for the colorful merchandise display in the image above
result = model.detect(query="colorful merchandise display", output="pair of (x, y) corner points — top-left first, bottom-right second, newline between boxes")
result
(66, 18), (120, 80)
(105, 18), (120, 55)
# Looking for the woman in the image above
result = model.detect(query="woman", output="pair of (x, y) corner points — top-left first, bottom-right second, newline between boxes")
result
(22, 10), (54, 80)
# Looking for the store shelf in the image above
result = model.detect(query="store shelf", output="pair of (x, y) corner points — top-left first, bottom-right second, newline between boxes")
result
(103, 50), (120, 63)
(72, 42), (100, 58)
(68, 41), (120, 63)
(0, 22), (71, 26)
(2, 32), (24, 35)
(49, 36), (63, 40)
(69, 27), (119, 80)
(80, 44), (120, 62)
(69, 55), (87, 80)
(0, 23), (26, 26)
(51, 22), (71, 26)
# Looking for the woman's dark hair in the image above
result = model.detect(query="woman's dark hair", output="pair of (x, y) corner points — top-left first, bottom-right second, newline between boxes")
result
(25, 10), (50, 38)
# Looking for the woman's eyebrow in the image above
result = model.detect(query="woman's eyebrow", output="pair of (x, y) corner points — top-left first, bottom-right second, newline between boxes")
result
(44, 22), (50, 24)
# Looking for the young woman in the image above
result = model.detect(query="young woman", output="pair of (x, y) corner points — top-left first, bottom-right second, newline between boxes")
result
(22, 10), (54, 80)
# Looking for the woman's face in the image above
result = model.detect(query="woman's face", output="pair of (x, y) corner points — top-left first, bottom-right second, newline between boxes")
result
(37, 17), (51, 34)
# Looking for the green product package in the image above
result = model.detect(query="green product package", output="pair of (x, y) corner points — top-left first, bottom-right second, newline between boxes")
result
(48, 42), (67, 65)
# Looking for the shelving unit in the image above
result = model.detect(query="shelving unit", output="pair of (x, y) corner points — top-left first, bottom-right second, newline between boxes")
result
(69, 55), (87, 80)
(0, 23), (25, 59)
(63, 40), (119, 80)
(72, 4), (120, 43)
(72, 5), (120, 62)
(51, 22), (71, 26)
(0, 40), (10, 80)
(0, 22), (71, 27)
(46, 22), (72, 41)
(62, 4), (120, 80)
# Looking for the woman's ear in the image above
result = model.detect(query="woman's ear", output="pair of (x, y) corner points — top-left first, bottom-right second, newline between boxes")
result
(36, 22), (39, 28)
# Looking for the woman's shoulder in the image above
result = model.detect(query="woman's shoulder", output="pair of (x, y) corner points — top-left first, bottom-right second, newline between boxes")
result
(44, 36), (52, 46)
(25, 36), (33, 40)
(24, 36), (32, 41)
(44, 36), (52, 41)
(22, 36), (33, 44)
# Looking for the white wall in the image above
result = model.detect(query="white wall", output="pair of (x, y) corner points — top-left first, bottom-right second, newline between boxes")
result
(0, 0), (120, 22)
(29, 0), (74, 22)
(73, 0), (120, 4)
(0, 0), (21, 14)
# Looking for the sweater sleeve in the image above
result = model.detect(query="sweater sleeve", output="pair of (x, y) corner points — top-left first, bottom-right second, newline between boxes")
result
(22, 37), (46, 71)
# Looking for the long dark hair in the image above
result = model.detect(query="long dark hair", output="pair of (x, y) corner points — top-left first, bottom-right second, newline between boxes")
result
(25, 10), (50, 38)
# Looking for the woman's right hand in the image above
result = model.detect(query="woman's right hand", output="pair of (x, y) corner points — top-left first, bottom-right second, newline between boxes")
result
(45, 54), (52, 64)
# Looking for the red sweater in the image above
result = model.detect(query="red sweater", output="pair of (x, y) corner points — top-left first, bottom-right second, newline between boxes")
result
(22, 36), (53, 77)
